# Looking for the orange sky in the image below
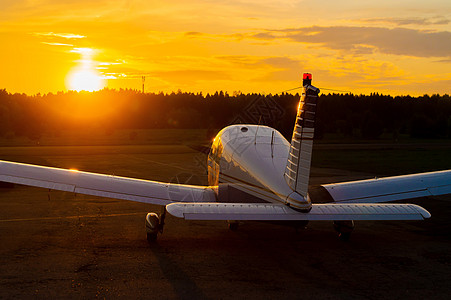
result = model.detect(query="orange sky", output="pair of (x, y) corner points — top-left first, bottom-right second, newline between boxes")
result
(1, 0), (450, 96)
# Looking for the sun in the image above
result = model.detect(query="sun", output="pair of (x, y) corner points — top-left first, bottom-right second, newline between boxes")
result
(67, 69), (104, 92)
(66, 47), (104, 92)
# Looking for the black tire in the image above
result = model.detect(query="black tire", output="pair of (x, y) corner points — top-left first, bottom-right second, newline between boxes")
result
(146, 213), (160, 243)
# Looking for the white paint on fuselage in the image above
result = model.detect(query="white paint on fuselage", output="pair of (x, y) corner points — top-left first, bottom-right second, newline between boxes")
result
(208, 125), (294, 204)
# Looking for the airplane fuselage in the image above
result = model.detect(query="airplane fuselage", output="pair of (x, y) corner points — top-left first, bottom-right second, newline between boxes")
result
(208, 125), (297, 206)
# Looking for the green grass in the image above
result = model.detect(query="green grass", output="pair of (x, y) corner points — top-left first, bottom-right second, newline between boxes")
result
(316, 132), (451, 144)
(0, 144), (209, 185)
(0, 128), (215, 147)
(312, 148), (451, 176)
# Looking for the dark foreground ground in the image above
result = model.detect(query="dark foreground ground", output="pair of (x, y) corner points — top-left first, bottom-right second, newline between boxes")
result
(0, 144), (450, 299)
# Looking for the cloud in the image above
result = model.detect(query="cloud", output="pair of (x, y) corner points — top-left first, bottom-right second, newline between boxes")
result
(70, 48), (94, 54)
(360, 17), (450, 26)
(33, 32), (86, 39)
(98, 61), (123, 66)
(41, 42), (73, 46)
(185, 31), (204, 37)
(250, 26), (451, 58)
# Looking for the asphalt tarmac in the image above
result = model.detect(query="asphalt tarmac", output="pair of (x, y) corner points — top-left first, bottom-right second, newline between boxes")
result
(0, 145), (450, 299)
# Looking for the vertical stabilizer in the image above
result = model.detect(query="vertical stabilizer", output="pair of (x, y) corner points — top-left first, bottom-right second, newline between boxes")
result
(284, 73), (320, 211)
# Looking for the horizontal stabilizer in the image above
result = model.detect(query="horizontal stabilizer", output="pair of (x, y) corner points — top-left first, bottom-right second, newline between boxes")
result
(323, 170), (451, 203)
(166, 202), (430, 221)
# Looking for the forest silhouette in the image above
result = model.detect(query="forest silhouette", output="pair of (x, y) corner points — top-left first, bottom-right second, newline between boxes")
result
(0, 88), (450, 142)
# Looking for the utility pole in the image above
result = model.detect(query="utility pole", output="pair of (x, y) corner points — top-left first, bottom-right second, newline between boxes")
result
(142, 76), (145, 93)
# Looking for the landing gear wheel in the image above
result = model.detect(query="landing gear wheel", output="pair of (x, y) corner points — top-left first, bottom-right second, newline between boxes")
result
(227, 221), (239, 231)
(145, 207), (167, 243)
(145, 213), (160, 243)
(333, 220), (355, 241)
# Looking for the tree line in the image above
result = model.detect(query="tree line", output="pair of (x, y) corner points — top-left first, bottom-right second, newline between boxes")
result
(0, 88), (450, 141)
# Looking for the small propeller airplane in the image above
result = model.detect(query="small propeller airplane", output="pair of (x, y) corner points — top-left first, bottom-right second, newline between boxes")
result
(1, 73), (450, 241)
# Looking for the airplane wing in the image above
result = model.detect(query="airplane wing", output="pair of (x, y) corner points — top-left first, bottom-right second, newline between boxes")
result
(166, 202), (431, 221)
(0, 160), (216, 205)
(322, 170), (451, 203)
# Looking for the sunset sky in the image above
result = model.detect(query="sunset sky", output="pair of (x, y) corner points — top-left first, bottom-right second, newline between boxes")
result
(1, 0), (450, 96)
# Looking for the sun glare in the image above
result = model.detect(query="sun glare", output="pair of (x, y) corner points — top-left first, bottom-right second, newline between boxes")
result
(66, 47), (104, 92)
(67, 69), (104, 92)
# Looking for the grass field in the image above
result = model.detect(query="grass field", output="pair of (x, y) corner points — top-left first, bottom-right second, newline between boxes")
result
(0, 145), (208, 185)
(0, 129), (213, 147)
(312, 147), (451, 176)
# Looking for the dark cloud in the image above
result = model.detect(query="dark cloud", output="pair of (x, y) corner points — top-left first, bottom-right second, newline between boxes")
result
(251, 26), (451, 58)
(185, 32), (203, 37)
(361, 17), (450, 26)
(252, 32), (277, 40)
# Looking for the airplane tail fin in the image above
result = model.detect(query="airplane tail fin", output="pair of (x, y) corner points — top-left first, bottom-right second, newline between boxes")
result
(284, 73), (320, 210)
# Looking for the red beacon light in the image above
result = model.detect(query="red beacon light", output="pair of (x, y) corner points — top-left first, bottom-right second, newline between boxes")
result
(303, 73), (312, 86)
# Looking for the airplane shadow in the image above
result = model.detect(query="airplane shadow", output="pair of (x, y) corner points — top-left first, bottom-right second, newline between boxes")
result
(149, 243), (207, 299)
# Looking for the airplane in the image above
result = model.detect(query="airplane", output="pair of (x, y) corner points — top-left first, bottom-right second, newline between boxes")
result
(1, 73), (450, 241)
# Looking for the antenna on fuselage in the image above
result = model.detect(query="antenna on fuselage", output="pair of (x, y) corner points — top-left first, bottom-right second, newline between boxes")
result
(254, 115), (262, 145)
(271, 130), (274, 158)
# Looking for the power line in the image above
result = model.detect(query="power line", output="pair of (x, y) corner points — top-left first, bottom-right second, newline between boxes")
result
(280, 86), (352, 94)
(320, 87), (352, 93)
